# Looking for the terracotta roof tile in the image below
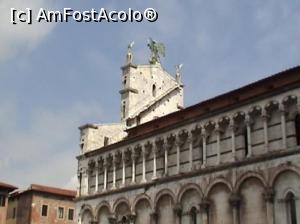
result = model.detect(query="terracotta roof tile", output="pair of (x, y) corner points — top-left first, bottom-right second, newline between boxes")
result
(29, 184), (76, 198)
(0, 182), (17, 191)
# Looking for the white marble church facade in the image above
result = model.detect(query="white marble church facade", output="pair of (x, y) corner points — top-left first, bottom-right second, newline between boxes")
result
(75, 43), (300, 224)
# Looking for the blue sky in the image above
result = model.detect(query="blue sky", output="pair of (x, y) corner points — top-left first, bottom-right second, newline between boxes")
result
(0, 0), (299, 190)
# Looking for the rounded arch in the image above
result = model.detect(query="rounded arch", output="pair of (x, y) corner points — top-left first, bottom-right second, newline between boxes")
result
(205, 178), (233, 197)
(154, 188), (176, 207)
(177, 183), (203, 204)
(132, 193), (153, 212)
(270, 165), (300, 187)
(95, 200), (112, 216)
(80, 204), (95, 224)
(80, 203), (94, 216)
(113, 197), (131, 213)
(235, 171), (267, 192)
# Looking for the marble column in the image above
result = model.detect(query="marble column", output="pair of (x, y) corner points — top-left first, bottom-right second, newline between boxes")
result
(229, 193), (241, 224)
(131, 149), (136, 184)
(112, 153), (117, 190)
(188, 136), (194, 171)
(245, 114), (252, 157)
(174, 204), (182, 224)
(229, 117), (236, 161)
(164, 143), (168, 176)
(84, 169), (89, 195)
(103, 157), (108, 191)
(176, 141), (181, 174)
(150, 211), (158, 224)
(215, 124), (221, 165)
(264, 188), (275, 224)
(128, 213), (136, 224)
(141, 146), (147, 183)
(262, 109), (269, 151)
(121, 150), (126, 187)
(94, 163), (99, 193)
(280, 104), (287, 149)
(199, 199), (210, 224)
(201, 130), (207, 168)
(152, 147), (157, 180)
(78, 172), (82, 196)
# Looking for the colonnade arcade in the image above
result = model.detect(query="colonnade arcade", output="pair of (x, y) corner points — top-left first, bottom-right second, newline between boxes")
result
(79, 166), (300, 224)
(78, 95), (300, 195)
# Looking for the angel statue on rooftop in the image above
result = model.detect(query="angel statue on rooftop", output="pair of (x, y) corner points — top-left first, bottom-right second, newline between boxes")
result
(126, 41), (134, 64)
(175, 63), (183, 84)
(147, 38), (165, 64)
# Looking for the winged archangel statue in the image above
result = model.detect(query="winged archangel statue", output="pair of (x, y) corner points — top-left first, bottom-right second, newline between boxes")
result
(147, 38), (166, 64)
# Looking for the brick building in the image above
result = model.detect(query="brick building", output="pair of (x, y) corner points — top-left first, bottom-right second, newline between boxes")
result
(0, 182), (17, 224)
(7, 184), (76, 224)
(76, 42), (300, 224)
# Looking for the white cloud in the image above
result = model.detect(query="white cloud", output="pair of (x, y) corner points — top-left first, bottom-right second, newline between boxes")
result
(0, 99), (102, 190)
(0, 0), (56, 62)
(65, 174), (78, 190)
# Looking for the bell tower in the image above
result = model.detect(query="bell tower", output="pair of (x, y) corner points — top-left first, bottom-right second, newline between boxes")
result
(120, 40), (184, 128)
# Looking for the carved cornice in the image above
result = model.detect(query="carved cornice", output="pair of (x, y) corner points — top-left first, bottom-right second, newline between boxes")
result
(119, 87), (139, 94)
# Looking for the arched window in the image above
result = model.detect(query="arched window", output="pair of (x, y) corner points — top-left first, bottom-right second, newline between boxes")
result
(152, 84), (156, 97)
(190, 207), (197, 224)
(286, 192), (297, 224)
(78, 173), (82, 196)
(243, 127), (249, 157)
(122, 102), (126, 118)
(295, 114), (300, 146)
(123, 76), (127, 86)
